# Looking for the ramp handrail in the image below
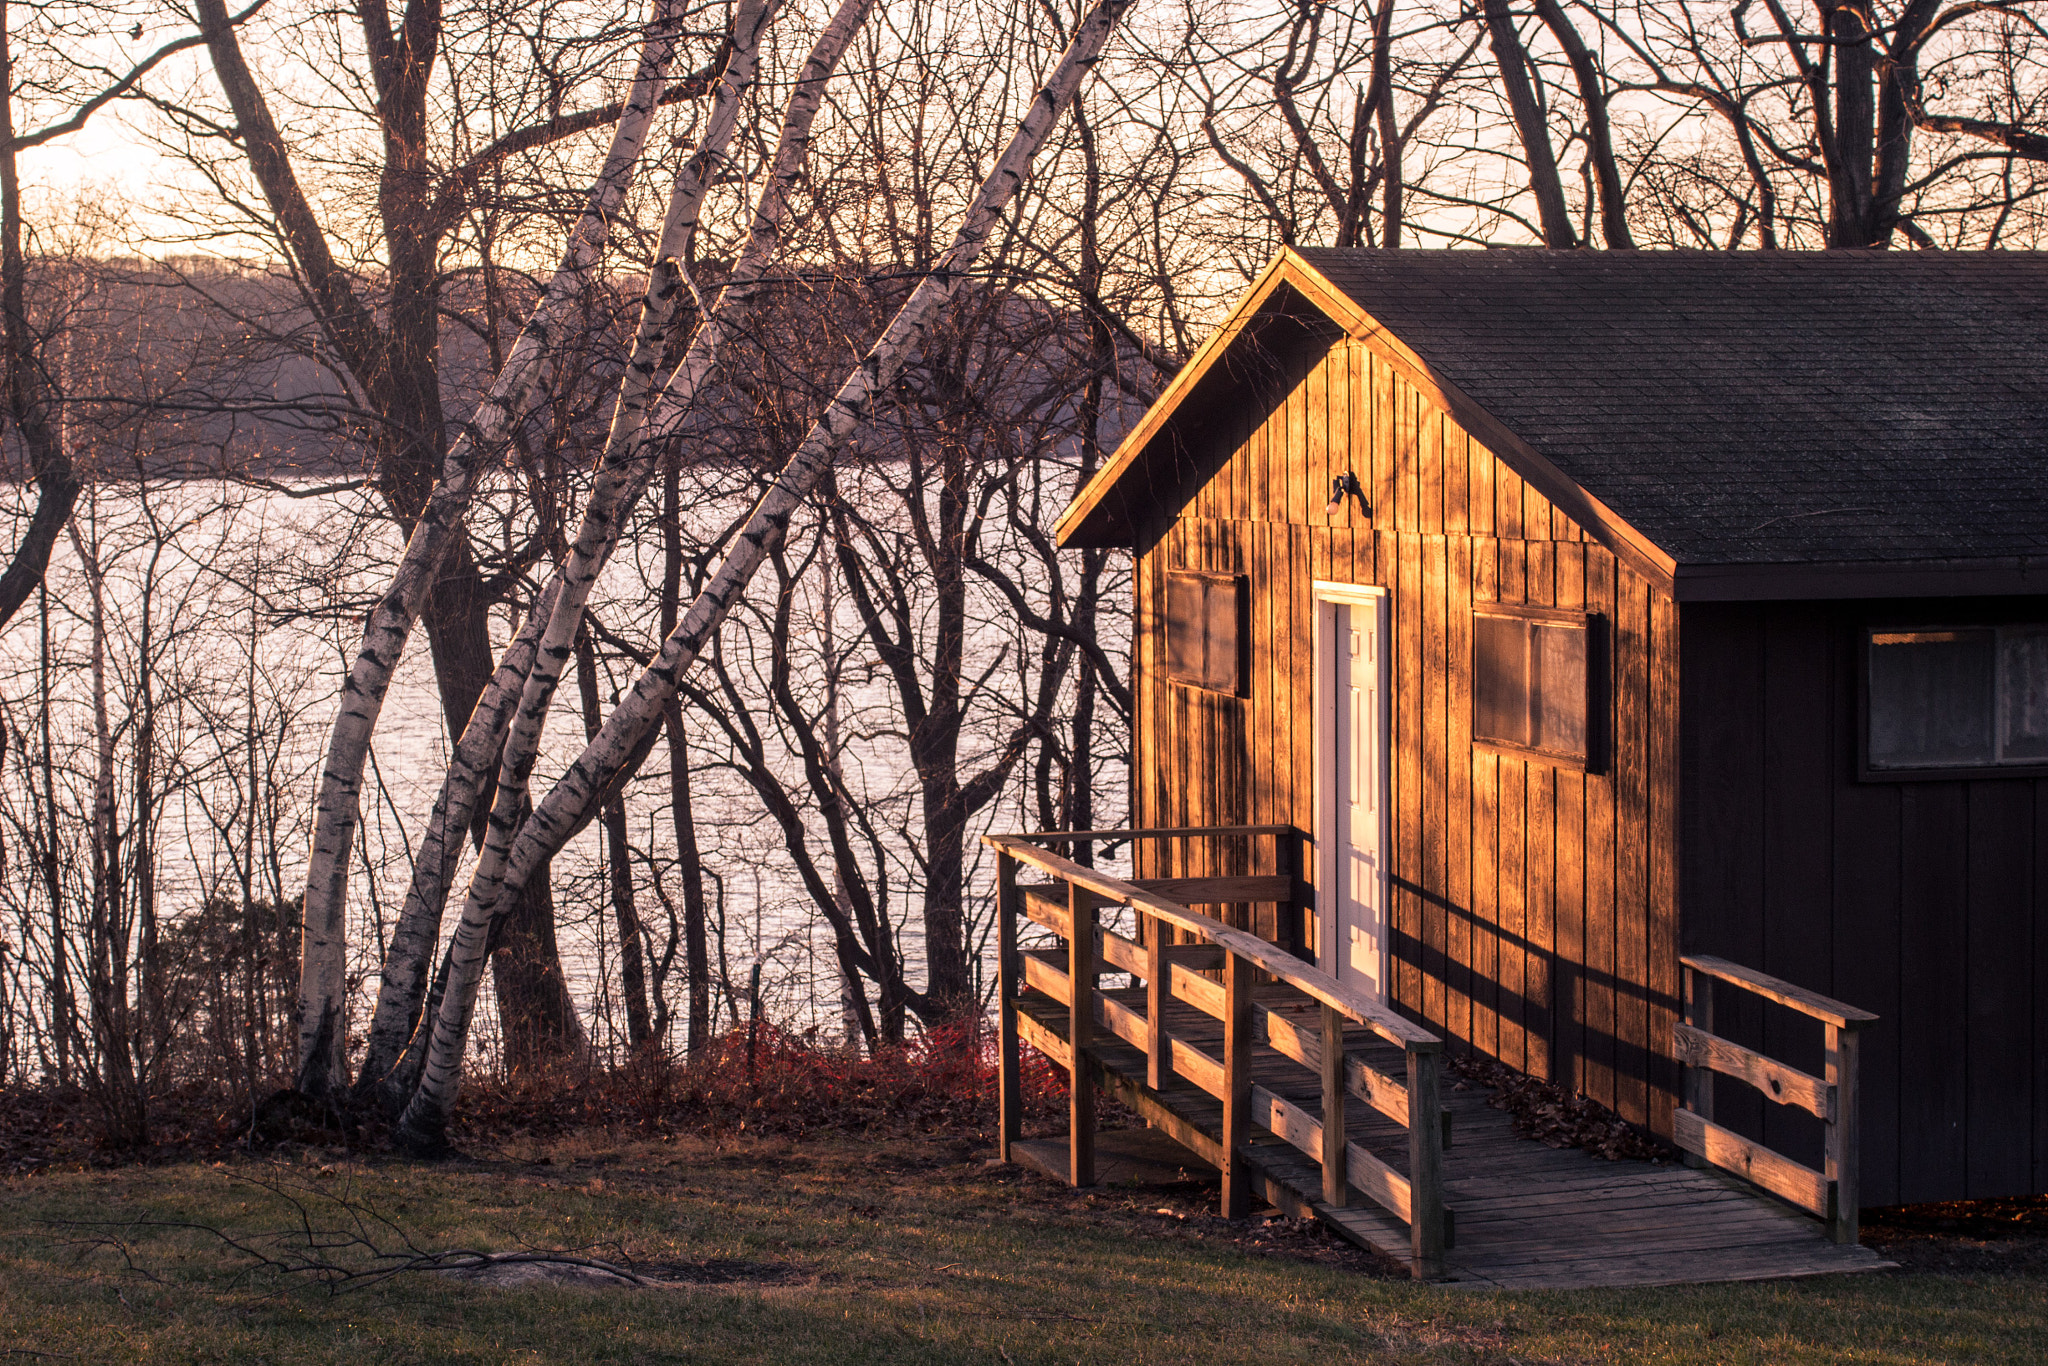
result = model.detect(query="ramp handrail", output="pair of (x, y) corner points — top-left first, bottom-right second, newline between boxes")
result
(986, 828), (1447, 1279)
(1675, 954), (1878, 1245)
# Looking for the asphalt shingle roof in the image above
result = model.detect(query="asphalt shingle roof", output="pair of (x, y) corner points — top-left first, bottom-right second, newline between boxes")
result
(1294, 247), (2048, 567)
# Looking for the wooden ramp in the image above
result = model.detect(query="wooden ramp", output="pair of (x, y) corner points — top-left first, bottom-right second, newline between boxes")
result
(1017, 985), (1893, 1290)
(989, 833), (1891, 1290)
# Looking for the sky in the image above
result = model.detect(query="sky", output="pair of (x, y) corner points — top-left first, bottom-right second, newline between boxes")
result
(26, 109), (164, 190)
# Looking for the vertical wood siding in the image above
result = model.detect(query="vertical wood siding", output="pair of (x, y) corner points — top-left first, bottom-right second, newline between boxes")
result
(1131, 341), (1682, 1133)
(1682, 598), (2048, 1205)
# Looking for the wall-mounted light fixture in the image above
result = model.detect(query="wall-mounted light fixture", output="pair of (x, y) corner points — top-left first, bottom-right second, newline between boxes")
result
(1326, 470), (1369, 517)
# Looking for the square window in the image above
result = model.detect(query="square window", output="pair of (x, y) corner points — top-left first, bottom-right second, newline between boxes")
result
(1866, 626), (2048, 773)
(1473, 607), (1600, 768)
(1163, 571), (1243, 694)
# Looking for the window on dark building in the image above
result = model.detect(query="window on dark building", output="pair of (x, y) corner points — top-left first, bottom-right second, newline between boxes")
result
(1163, 571), (1243, 694)
(1473, 607), (1599, 767)
(1866, 626), (2048, 771)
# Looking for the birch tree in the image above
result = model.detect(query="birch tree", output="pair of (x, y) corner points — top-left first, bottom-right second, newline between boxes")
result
(348, 580), (560, 1112)
(192, 0), (711, 1101)
(397, 0), (1137, 1149)
(346, 0), (874, 1109)
(441, 0), (783, 1054)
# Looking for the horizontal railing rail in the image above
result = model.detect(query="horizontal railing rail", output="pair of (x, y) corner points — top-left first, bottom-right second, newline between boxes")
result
(993, 824), (1299, 841)
(998, 824), (1312, 957)
(1675, 954), (1878, 1245)
(987, 827), (1447, 1279)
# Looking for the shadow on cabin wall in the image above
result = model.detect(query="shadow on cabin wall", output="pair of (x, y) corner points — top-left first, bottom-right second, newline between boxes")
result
(1386, 876), (1680, 1141)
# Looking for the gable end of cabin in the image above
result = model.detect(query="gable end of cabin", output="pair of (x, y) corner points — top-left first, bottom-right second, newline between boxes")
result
(1129, 332), (1682, 1137)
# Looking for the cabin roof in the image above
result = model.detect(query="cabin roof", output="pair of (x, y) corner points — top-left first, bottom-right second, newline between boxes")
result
(1058, 248), (2048, 598)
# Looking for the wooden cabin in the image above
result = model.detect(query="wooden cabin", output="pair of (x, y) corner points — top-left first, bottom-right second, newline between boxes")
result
(1054, 248), (2048, 1208)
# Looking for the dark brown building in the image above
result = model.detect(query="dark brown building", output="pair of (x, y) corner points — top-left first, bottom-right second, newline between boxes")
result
(1056, 248), (2048, 1206)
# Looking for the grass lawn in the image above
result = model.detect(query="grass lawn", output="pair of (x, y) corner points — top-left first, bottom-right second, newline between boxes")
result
(1, 1132), (2042, 1364)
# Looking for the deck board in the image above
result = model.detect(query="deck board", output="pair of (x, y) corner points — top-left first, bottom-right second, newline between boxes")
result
(1015, 982), (1893, 1289)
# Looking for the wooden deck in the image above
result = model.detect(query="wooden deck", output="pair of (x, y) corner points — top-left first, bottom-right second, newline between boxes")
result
(1018, 983), (1893, 1290)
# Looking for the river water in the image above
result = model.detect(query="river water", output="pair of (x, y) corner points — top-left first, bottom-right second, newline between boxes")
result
(0, 475), (1129, 1071)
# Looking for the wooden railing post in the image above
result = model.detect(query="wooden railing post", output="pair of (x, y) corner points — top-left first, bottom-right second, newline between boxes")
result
(1682, 961), (1712, 1170)
(1320, 1003), (1347, 1207)
(1221, 946), (1254, 1218)
(1826, 1021), (1862, 1245)
(1674, 954), (1878, 1244)
(1406, 1041), (1446, 1279)
(1145, 911), (1166, 1091)
(1281, 830), (1306, 957)
(981, 827), (1458, 1257)
(997, 851), (1021, 1163)
(1067, 878), (1096, 1188)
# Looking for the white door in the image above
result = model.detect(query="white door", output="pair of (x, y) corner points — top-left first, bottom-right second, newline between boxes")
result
(1329, 597), (1388, 998)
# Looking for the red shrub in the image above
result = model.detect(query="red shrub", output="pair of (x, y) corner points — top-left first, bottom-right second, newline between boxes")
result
(450, 1018), (1069, 1146)
(0, 1020), (1073, 1165)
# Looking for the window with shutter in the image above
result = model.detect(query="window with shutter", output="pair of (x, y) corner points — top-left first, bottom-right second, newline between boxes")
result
(1472, 606), (1600, 769)
(1162, 571), (1244, 694)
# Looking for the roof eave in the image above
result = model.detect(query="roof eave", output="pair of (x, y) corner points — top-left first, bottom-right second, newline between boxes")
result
(1284, 252), (1682, 594)
(1673, 555), (2048, 602)
(1054, 252), (1314, 549)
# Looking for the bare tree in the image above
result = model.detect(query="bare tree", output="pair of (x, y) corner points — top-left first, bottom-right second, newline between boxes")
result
(1896, 5), (2048, 167)
(0, 3), (221, 629)
(395, 0), (1138, 1148)
(176, 0), (722, 1099)
(1589, 0), (2048, 247)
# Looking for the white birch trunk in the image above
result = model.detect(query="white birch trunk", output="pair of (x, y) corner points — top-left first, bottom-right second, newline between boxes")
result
(359, 0), (871, 1126)
(360, 0), (873, 1113)
(349, 578), (561, 1110)
(398, 0), (1135, 1147)
(373, 0), (868, 1119)
(293, 0), (693, 1098)
(635, 0), (880, 447)
(446, 0), (782, 1020)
